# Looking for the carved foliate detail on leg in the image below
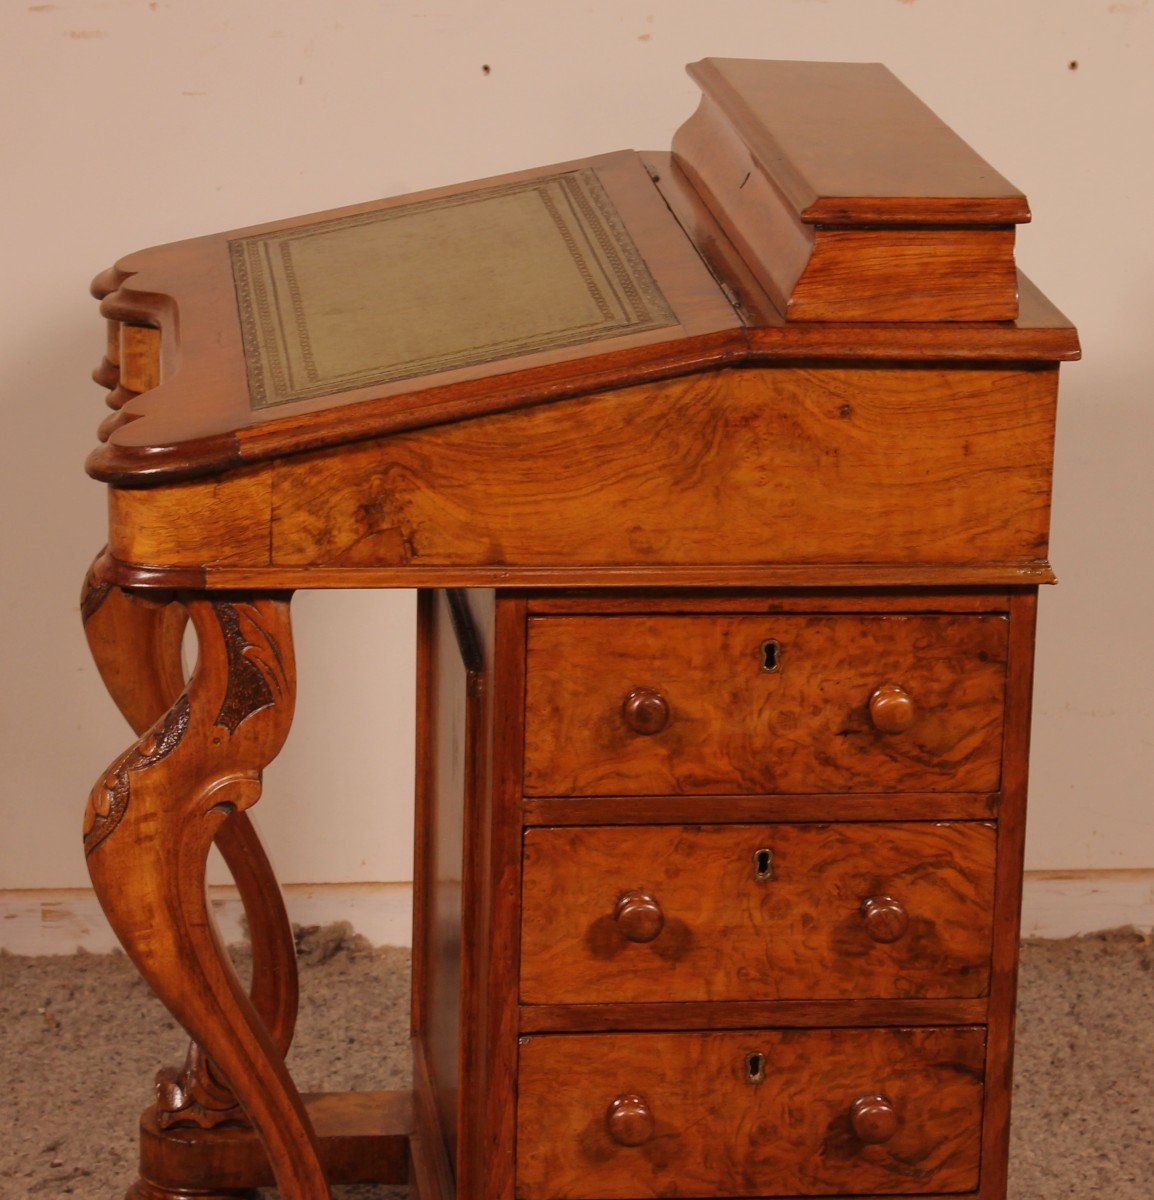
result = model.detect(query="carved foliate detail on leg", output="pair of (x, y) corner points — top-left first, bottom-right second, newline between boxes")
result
(213, 601), (285, 734)
(85, 593), (330, 1198)
(84, 598), (290, 858)
(82, 571), (306, 1183)
(155, 1041), (246, 1130)
(84, 694), (191, 856)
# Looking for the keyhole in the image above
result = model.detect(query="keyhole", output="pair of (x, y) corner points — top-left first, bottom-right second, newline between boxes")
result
(760, 640), (781, 673)
(754, 848), (774, 881)
(746, 1052), (766, 1084)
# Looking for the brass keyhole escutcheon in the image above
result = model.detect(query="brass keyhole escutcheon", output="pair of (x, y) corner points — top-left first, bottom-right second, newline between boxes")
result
(760, 639), (781, 673)
(746, 1052), (766, 1084)
(754, 847), (774, 881)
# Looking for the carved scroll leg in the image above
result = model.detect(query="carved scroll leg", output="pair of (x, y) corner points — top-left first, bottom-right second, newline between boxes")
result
(81, 559), (186, 734)
(153, 808), (303, 1134)
(84, 593), (330, 1200)
(82, 561), (300, 1124)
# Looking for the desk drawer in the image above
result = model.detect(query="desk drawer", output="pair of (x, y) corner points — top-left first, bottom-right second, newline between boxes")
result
(523, 614), (1007, 795)
(516, 1026), (985, 1198)
(520, 822), (995, 1003)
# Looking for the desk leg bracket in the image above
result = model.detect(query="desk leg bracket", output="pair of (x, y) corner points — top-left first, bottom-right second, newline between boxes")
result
(82, 575), (328, 1200)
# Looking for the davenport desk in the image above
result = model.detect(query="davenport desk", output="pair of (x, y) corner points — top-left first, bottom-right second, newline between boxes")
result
(80, 60), (1079, 1200)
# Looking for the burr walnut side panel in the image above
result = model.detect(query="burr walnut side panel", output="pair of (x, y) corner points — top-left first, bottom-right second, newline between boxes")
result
(520, 821), (996, 1004)
(523, 613), (1007, 795)
(261, 366), (1054, 570)
(107, 366), (1056, 581)
(516, 1026), (985, 1198)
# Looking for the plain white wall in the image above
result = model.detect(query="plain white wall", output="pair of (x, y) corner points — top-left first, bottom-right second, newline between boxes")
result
(2, 1), (1151, 898)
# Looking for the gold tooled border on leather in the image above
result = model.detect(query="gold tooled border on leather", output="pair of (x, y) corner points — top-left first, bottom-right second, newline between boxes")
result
(230, 168), (677, 410)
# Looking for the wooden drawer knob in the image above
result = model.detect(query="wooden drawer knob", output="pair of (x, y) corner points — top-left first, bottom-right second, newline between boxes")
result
(606, 1094), (654, 1146)
(861, 895), (909, 943)
(614, 889), (665, 943)
(622, 687), (670, 735)
(851, 1094), (899, 1144)
(869, 684), (916, 733)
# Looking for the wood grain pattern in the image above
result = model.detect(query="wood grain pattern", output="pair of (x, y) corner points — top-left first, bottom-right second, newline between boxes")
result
(980, 591), (1038, 1200)
(121, 324), (163, 395)
(525, 589), (1013, 615)
(523, 792), (999, 825)
(104, 364), (1057, 580)
(412, 1038), (457, 1200)
(518, 997), (988, 1034)
(101, 557), (1058, 594)
(410, 591), (435, 1042)
(110, 466), (272, 567)
(410, 588), (513, 1200)
(450, 590), (499, 1200)
(672, 60), (1025, 322)
(137, 1090), (411, 1192)
(81, 562), (187, 732)
(416, 590), (473, 1166)
(259, 365), (1058, 574)
(645, 149), (1078, 361)
(788, 228), (1018, 322)
(672, 102), (1019, 322)
(470, 594), (527, 1200)
(681, 60), (1028, 224)
(520, 822), (996, 1003)
(516, 1027), (985, 1197)
(523, 613), (1008, 795)
(745, 269), (1079, 362)
(670, 93), (814, 318)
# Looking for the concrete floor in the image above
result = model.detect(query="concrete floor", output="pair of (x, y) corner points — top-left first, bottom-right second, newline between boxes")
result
(2, 927), (1151, 1199)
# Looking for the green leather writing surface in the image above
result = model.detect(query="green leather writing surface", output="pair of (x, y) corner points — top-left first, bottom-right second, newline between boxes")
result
(230, 168), (677, 409)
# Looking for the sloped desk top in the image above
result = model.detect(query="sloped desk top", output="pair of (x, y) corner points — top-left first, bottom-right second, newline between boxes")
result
(90, 150), (743, 484)
(88, 58), (1078, 593)
(89, 61), (1077, 489)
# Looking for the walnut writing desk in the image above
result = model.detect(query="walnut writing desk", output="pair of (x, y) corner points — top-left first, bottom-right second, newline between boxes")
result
(81, 59), (1079, 1200)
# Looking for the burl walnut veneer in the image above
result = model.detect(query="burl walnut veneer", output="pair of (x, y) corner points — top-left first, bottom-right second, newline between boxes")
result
(80, 59), (1078, 1200)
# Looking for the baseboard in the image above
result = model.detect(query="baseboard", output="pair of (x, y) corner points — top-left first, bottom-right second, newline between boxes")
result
(4, 872), (1152, 955)
(1019, 869), (1154, 938)
(0, 882), (414, 956)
